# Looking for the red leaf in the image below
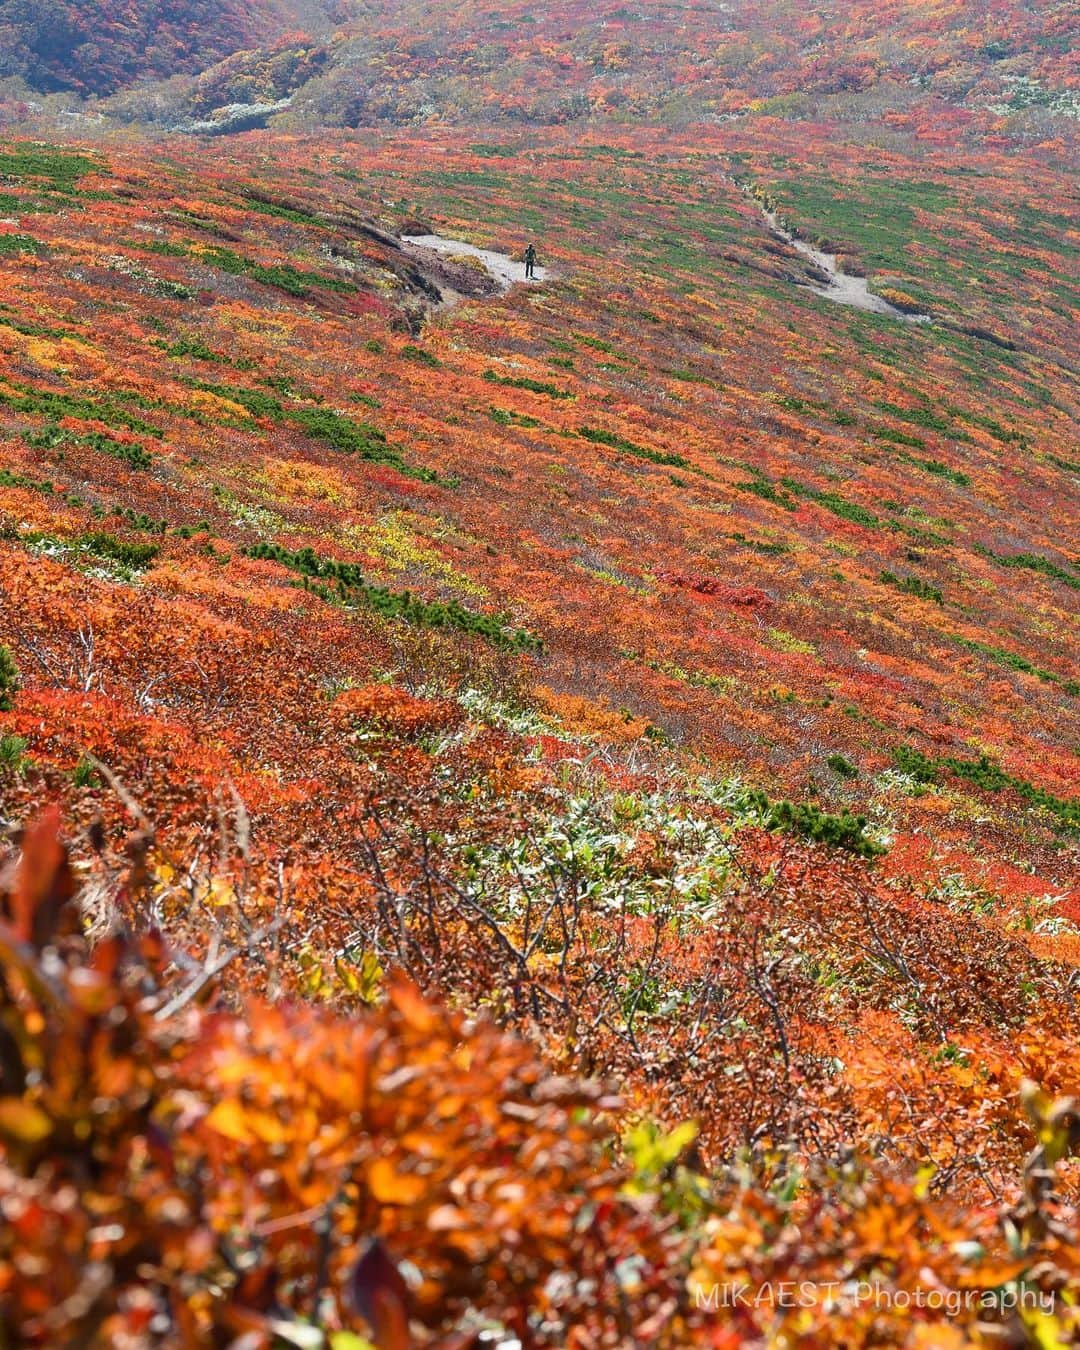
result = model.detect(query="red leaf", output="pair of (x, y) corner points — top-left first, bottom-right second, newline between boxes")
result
(348, 1238), (411, 1350)
(11, 806), (76, 949)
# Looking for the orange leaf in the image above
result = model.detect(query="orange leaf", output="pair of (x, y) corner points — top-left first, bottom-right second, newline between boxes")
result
(368, 1157), (428, 1205)
(0, 1098), (52, 1143)
(205, 1098), (255, 1144)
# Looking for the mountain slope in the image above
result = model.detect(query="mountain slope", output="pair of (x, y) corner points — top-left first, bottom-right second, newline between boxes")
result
(0, 124), (1075, 917)
(0, 0), (298, 96)
(0, 69), (1078, 1344)
(4, 0), (1077, 133)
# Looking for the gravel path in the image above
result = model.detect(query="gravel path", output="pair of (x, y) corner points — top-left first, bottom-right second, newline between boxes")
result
(401, 234), (548, 289)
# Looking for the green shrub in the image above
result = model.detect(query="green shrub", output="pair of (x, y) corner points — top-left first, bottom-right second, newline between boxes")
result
(573, 332), (614, 353)
(0, 734), (28, 775)
(0, 465), (55, 494)
(0, 384), (162, 439)
(736, 478), (797, 510)
(901, 455), (971, 487)
(973, 544), (1079, 591)
(80, 532), (159, 570)
(0, 234), (43, 257)
(782, 479), (880, 529)
(578, 425), (690, 469)
(0, 645), (20, 711)
(237, 194), (325, 226)
(0, 146), (99, 186)
(891, 745), (939, 783)
(873, 399), (953, 433)
(870, 424), (926, 449)
(490, 407), (540, 428)
(880, 570), (944, 604)
(891, 744), (1079, 831)
(244, 542), (543, 653)
(189, 381), (441, 482)
(483, 370), (574, 399)
(402, 345), (440, 367)
(954, 635), (1066, 688)
(27, 423), (153, 469)
(71, 755), (100, 788)
(827, 753), (859, 779)
(736, 787), (884, 859)
(165, 337), (226, 363)
(200, 246), (353, 296)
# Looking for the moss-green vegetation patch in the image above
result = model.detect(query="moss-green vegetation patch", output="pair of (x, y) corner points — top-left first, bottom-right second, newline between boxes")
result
(78, 531), (160, 569)
(893, 745), (1079, 832)
(401, 344), (441, 367)
(0, 145), (101, 187)
(489, 407), (541, 428)
(953, 634), (1075, 692)
(27, 422), (153, 469)
(0, 310), (85, 342)
(189, 380), (443, 483)
(577, 424), (690, 469)
(0, 234), (44, 257)
(974, 543), (1079, 591)
(244, 542), (542, 652)
(235, 193), (328, 227)
(736, 475), (798, 511)
(897, 453), (970, 487)
(25, 528), (159, 576)
(734, 786), (884, 859)
(198, 245), (355, 296)
(0, 382), (163, 439)
(160, 336), (230, 363)
(873, 400), (957, 435)
(775, 394), (856, 426)
(483, 369), (574, 399)
(781, 479), (880, 529)
(0, 645), (19, 711)
(871, 423), (926, 449)
(881, 570), (943, 604)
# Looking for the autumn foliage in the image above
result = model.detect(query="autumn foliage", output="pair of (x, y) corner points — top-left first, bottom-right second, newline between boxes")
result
(0, 14), (1076, 1339)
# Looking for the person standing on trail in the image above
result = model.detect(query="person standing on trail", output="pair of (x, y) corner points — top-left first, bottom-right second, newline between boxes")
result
(524, 242), (538, 279)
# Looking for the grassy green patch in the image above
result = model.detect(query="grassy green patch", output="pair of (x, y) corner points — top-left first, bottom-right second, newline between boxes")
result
(974, 543), (1079, 591)
(28, 422), (153, 469)
(78, 531), (159, 570)
(827, 753), (859, 779)
(0, 145), (101, 187)
(880, 570), (943, 604)
(0, 645), (19, 711)
(736, 786), (884, 859)
(735, 476), (797, 510)
(199, 245), (354, 296)
(245, 542), (542, 652)
(898, 454), (970, 488)
(401, 344), (440, 367)
(954, 634), (1075, 691)
(162, 336), (228, 363)
(578, 425), (690, 469)
(189, 380), (441, 483)
(483, 370), (574, 399)
(892, 745), (1079, 831)
(781, 479), (880, 529)
(0, 382), (162, 440)
(0, 234), (43, 257)
(489, 407), (541, 428)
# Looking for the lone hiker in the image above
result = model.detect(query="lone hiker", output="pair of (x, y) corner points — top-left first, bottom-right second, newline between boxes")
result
(524, 242), (538, 279)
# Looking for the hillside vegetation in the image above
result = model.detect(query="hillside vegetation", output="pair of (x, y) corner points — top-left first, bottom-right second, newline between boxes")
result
(0, 9), (1077, 1345)
(0, 0), (297, 98)
(1, 0), (1077, 133)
